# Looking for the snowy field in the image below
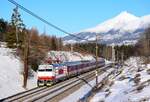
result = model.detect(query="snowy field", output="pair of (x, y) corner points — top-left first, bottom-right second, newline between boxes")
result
(90, 57), (150, 102)
(0, 47), (37, 99)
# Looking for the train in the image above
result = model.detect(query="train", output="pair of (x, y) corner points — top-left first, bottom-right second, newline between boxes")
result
(37, 58), (105, 86)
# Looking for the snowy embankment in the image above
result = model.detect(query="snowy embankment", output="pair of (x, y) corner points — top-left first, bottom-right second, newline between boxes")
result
(48, 51), (95, 62)
(0, 47), (37, 99)
(90, 57), (150, 102)
(60, 67), (115, 102)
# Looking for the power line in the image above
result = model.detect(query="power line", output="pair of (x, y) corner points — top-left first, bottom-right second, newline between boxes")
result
(8, 0), (103, 56)
(11, 0), (112, 90)
(8, 0), (124, 46)
(7, 0), (89, 42)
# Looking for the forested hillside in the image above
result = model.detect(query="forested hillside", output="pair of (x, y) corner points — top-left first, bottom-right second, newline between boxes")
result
(0, 7), (64, 71)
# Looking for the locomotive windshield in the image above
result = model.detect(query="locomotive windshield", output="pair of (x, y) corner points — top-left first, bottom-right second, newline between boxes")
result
(45, 69), (52, 71)
(38, 65), (53, 72)
(38, 69), (52, 71)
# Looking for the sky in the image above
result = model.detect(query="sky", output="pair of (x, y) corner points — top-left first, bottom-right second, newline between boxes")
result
(0, 0), (150, 37)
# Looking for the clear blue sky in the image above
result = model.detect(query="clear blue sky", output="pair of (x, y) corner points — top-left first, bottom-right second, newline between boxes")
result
(0, 0), (150, 37)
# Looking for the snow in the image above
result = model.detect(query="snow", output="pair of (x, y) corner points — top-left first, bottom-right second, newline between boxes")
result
(91, 92), (108, 102)
(82, 11), (150, 36)
(102, 33), (122, 40)
(83, 11), (140, 33)
(109, 40), (138, 46)
(82, 11), (150, 34)
(60, 68), (114, 102)
(0, 47), (37, 99)
(63, 40), (77, 44)
(105, 59), (112, 64)
(47, 51), (95, 62)
(104, 80), (133, 102)
(90, 57), (150, 102)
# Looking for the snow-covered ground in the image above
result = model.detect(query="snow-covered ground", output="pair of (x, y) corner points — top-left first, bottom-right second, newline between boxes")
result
(91, 57), (150, 102)
(60, 68), (114, 102)
(0, 47), (37, 99)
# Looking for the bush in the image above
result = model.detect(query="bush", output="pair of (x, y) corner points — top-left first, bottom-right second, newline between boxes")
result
(135, 73), (141, 78)
(134, 77), (141, 84)
(147, 69), (150, 74)
(136, 85), (145, 91)
(118, 75), (127, 81)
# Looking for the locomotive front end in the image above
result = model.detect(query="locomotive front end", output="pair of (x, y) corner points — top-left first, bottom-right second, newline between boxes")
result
(37, 65), (55, 86)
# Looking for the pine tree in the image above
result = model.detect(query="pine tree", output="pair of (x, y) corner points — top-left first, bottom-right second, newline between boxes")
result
(0, 19), (7, 41)
(11, 6), (25, 30)
(142, 28), (150, 63)
(58, 38), (63, 50)
(51, 36), (57, 50)
(6, 6), (25, 48)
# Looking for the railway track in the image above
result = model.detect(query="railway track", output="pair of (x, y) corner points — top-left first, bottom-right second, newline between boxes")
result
(1, 64), (112, 102)
(26, 73), (95, 102)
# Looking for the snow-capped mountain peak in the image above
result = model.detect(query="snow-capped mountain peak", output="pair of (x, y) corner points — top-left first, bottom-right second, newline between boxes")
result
(114, 11), (139, 21)
(63, 11), (150, 45)
(83, 11), (139, 33)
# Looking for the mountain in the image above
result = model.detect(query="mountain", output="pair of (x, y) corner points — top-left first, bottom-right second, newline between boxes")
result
(63, 11), (150, 45)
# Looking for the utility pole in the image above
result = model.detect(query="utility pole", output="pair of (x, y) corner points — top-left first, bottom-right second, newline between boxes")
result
(23, 30), (29, 89)
(121, 51), (124, 65)
(116, 51), (118, 63)
(16, 21), (18, 47)
(146, 34), (150, 63)
(14, 6), (19, 55)
(105, 46), (108, 60)
(71, 44), (73, 52)
(95, 34), (98, 86)
(148, 38), (150, 62)
(112, 45), (115, 63)
(15, 6), (19, 45)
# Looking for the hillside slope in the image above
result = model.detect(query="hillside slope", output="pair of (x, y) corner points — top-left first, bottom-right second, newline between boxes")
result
(0, 47), (37, 99)
(47, 51), (95, 62)
(91, 57), (150, 102)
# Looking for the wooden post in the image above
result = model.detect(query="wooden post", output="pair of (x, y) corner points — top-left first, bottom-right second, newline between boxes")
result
(95, 34), (98, 86)
(71, 44), (73, 52)
(121, 52), (124, 65)
(23, 30), (29, 88)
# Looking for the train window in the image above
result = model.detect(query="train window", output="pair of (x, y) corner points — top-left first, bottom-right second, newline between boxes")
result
(59, 69), (64, 74)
